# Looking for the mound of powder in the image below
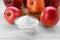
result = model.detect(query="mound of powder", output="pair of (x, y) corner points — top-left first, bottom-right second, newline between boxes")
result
(15, 15), (40, 35)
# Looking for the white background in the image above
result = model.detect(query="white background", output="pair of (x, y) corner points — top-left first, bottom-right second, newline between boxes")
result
(0, 0), (60, 40)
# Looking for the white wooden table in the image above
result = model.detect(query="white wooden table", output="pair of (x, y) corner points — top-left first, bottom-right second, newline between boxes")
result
(0, 0), (60, 40)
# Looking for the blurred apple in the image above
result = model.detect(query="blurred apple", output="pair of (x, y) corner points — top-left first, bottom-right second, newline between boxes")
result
(26, 0), (45, 13)
(40, 6), (59, 27)
(45, 0), (60, 8)
(4, 7), (22, 24)
(3, 0), (23, 9)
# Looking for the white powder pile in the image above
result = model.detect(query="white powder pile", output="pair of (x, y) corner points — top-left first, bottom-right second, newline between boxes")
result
(15, 15), (40, 35)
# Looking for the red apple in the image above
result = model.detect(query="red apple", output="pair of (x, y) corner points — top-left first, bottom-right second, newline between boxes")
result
(45, 0), (60, 8)
(40, 6), (59, 27)
(3, 0), (23, 9)
(26, 0), (45, 13)
(4, 7), (22, 24)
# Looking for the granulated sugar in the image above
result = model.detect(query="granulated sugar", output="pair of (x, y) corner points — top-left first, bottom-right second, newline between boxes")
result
(15, 15), (40, 35)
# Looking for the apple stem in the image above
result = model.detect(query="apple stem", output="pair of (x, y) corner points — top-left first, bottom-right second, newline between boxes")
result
(30, 2), (34, 5)
(7, 13), (11, 16)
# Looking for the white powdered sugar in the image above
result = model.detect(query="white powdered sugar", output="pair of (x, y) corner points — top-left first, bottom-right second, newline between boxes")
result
(15, 15), (40, 35)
